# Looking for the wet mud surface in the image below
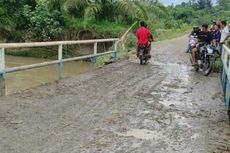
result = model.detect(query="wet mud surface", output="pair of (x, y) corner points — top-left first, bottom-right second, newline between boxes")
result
(0, 36), (229, 153)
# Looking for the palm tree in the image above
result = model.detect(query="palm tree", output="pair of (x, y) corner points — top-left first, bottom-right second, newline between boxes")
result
(48, 0), (169, 28)
(64, 0), (102, 28)
(116, 0), (149, 21)
(117, 0), (169, 24)
(47, 0), (67, 11)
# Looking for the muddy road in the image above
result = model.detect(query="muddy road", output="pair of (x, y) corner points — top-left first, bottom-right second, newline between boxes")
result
(0, 35), (230, 153)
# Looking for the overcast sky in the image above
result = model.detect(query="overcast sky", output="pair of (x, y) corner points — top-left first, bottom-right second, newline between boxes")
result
(159, 0), (217, 6)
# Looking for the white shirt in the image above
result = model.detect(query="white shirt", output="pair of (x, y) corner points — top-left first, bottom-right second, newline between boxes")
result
(220, 26), (229, 43)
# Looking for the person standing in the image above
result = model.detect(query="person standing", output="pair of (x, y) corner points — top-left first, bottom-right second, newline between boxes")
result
(211, 24), (221, 45)
(220, 21), (230, 45)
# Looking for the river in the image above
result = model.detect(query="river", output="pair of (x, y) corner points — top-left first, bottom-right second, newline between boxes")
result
(5, 55), (92, 95)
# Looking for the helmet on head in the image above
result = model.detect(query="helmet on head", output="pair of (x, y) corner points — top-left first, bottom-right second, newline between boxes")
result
(140, 21), (145, 27)
(193, 26), (199, 31)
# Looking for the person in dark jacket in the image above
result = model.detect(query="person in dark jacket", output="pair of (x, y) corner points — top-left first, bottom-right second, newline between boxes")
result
(191, 24), (212, 65)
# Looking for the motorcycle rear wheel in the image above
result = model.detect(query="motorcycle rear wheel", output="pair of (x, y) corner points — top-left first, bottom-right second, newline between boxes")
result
(144, 57), (148, 64)
(139, 55), (143, 65)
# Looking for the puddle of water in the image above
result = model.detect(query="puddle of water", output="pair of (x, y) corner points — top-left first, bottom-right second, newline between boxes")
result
(171, 112), (193, 128)
(146, 100), (155, 104)
(168, 88), (188, 94)
(150, 91), (167, 98)
(160, 112), (193, 129)
(172, 112), (183, 119)
(141, 110), (151, 114)
(131, 142), (142, 148)
(158, 99), (182, 107)
(152, 61), (181, 66)
(116, 129), (160, 140)
(191, 133), (200, 140)
(178, 121), (193, 128)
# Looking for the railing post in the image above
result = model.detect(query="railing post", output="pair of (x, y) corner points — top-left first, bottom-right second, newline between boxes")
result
(113, 41), (118, 62)
(0, 48), (5, 96)
(58, 45), (63, 80)
(93, 42), (97, 65)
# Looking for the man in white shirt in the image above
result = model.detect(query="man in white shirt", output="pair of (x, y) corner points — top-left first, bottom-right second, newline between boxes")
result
(220, 21), (230, 44)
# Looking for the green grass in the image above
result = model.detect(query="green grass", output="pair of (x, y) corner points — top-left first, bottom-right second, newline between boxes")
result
(155, 25), (192, 41)
(87, 20), (127, 38)
(213, 56), (222, 72)
(64, 16), (127, 38)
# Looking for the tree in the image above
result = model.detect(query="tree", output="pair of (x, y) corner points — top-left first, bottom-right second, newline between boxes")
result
(218, 0), (230, 10)
(188, 0), (196, 6)
(196, 0), (212, 10)
(117, 0), (149, 21)
(63, 0), (102, 28)
(205, 0), (212, 9)
(23, 1), (62, 40)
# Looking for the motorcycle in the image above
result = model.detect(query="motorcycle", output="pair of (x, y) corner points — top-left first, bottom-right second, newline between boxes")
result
(192, 43), (217, 76)
(139, 45), (150, 65)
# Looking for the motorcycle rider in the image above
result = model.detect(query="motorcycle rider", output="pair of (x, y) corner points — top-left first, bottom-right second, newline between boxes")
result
(136, 21), (153, 58)
(144, 23), (154, 56)
(186, 26), (200, 53)
(211, 24), (221, 44)
(189, 26), (201, 37)
(191, 24), (212, 65)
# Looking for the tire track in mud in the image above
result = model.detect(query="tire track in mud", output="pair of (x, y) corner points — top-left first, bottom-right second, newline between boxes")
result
(0, 35), (229, 153)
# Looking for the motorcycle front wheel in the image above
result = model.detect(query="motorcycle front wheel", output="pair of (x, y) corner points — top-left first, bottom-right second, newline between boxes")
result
(202, 55), (214, 76)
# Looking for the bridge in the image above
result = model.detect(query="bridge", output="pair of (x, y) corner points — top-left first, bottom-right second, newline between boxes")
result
(0, 36), (229, 152)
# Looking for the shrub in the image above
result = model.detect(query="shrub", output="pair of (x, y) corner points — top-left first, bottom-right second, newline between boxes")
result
(23, 1), (63, 41)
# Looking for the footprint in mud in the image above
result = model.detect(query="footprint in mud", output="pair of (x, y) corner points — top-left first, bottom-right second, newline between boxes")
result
(116, 129), (163, 140)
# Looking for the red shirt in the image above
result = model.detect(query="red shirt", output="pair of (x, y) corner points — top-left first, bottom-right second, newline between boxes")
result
(136, 27), (151, 45)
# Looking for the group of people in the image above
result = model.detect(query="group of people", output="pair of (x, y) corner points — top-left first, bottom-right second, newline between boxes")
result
(189, 20), (230, 65)
(135, 20), (229, 64)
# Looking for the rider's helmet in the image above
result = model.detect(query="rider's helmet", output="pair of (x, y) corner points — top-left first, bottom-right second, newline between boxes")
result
(140, 21), (145, 27)
(193, 25), (199, 30)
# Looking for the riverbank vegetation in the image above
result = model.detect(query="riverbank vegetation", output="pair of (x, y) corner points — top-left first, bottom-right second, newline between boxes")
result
(0, 0), (229, 61)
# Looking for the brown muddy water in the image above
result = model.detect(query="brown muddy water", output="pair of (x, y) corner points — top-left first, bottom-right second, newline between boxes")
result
(5, 55), (92, 95)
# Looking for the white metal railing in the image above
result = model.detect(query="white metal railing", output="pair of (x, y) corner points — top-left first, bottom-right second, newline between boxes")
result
(0, 38), (119, 96)
(221, 45), (230, 78)
(221, 44), (230, 110)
